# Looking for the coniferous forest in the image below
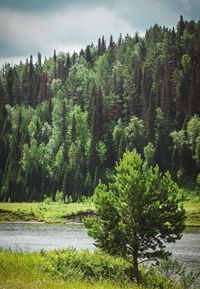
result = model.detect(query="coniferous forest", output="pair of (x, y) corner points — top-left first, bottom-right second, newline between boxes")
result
(0, 16), (200, 202)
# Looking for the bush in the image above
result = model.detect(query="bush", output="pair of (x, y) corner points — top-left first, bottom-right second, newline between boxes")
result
(65, 195), (73, 204)
(41, 248), (131, 282)
(142, 259), (200, 289)
(55, 191), (64, 204)
(43, 195), (53, 204)
(196, 173), (200, 188)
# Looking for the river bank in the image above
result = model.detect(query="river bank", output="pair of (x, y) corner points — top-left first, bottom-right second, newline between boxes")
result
(1, 247), (199, 289)
(0, 220), (199, 288)
(0, 199), (199, 226)
(0, 249), (137, 289)
(0, 201), (95, 223)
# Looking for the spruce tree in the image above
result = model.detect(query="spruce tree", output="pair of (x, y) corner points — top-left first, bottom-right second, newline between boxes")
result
(85, 45), (93, 65)
(53, 49), (57, 79)
(6, 66), (14, 105)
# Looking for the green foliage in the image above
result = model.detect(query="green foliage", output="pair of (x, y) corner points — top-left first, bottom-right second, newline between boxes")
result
(1, 248), (189, 289)
(97, 141), (107, 164)
(113, 118), (126, 159)
(95, 54), (112, 94)
(41, 248), (131, 282)
(0, 249), (139, 289)
(184, 200), (200, 226)
(187, 115), (200, 150)
(65, 194), (73, 204)
(43, 195), (53, 204)
(125, 116), (146, 153)
(144, 142), (156, 166)
(141, 258), (200, 289)
(181, 54), (191, 72)
(0, 201), (95, 223)
(148, 259), (200, 289)
(170, 130), (187, 152)
(85, 150), (186, 282)
(170, 115), (200, 179)
(55, 190), (65, 203)
(1, 18), (200, 202)
(197, 173), (200, 187)
(194, 136), (200, 166)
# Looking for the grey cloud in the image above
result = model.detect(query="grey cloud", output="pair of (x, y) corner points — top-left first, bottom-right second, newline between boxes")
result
(0, 0), (199, 63)
(0, 0), (76, 12)
(0, 5), (135, 59)
(114, 0), (200, 30)
(0, 0), (199, 18)
(0, 0), (113, 12)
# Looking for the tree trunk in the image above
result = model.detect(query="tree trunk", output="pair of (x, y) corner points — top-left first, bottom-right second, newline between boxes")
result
(132, 251), (139, 283)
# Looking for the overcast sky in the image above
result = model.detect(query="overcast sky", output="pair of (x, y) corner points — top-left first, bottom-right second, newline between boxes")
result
(0, 0), (199, 66)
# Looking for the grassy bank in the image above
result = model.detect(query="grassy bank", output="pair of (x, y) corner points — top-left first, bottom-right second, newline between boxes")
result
(0, 198), (199, 226)
(184, 200), (200, 227)
(0, 249), (142, 289)
(0, 201), (95, 223)
(180, 185), (200, 227)
(1, 248), (198, 289)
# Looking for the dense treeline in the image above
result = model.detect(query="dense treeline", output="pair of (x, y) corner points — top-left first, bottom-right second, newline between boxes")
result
(0, 16), (200, 201)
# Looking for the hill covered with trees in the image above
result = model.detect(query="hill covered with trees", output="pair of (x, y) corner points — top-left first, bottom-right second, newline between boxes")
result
(0, 16), (200, 202)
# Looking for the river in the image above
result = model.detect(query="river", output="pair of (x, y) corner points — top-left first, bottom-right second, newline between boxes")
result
(0, 223), (199, 273)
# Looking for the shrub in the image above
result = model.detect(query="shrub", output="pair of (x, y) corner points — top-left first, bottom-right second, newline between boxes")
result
(43, 195), (53, 204)
(55, 191), (64, 204)
(196, 173), (200, 188)
(41, 248), (131, 282)
(65, 195), (73, 204)
(142, 259), (200, 289)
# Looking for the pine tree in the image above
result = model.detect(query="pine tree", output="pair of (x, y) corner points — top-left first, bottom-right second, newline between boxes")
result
(53, 49), (57, 79)
(101, 36), (106, 54)
(79, 49), (85, 58)
(86, 150), (186, 283)
(91, 87), (104, 142)
(38, 72), (48, 103)
(6, 66), (14, 105)
(177, 15), (185, 40)
(85, 45), (93, 65)
(97, 37), (102, 56)
(88, 139), (98, 179)
(118, 33), (122, 45)
(71, 113), (77, 143)
(65, 54), (71, 78)
(108, 35), (115, 64)
(22, 59), (29, 104)
(37, 52), (42, 68)
(28, 55), (36, 106)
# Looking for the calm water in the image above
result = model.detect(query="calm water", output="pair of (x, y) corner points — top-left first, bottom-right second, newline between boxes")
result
(0, 223), (94, 251)
(0, 223), (199, 272)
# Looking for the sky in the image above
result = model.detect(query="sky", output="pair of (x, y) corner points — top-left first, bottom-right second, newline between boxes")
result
(0, 0), (199, 66)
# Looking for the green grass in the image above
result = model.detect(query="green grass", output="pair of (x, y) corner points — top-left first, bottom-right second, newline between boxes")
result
(184, 200), (200, 226)
(0, 248), (188, 289)
(0, 201), (95, 223)
(178, 185), (200, 226)
(0, 192), (199, 226)
(0, 250), (143, 289)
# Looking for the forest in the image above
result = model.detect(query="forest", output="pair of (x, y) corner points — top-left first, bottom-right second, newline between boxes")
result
(0, 16), (200, 202)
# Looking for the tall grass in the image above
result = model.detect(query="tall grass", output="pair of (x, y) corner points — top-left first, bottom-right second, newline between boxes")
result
(1, 248), (198, 289)
(0, 249), (140, 289)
